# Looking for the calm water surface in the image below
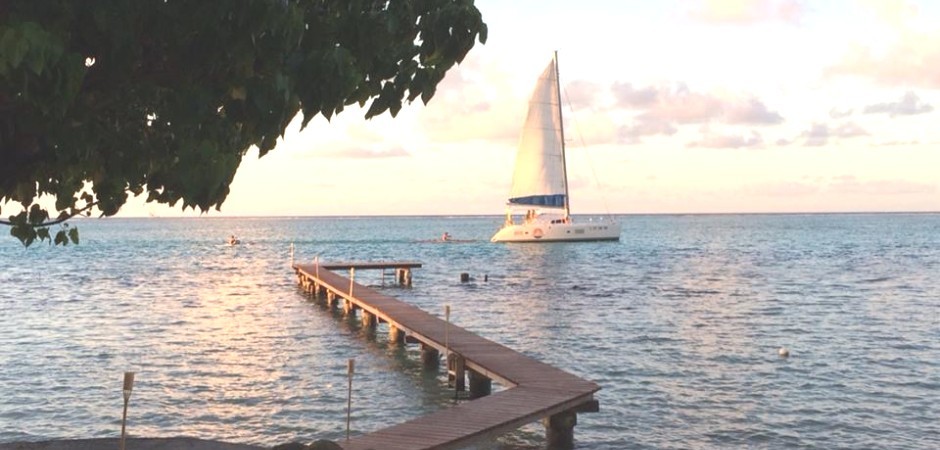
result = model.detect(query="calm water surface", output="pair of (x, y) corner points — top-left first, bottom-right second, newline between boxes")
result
(0, 214), (937, 449)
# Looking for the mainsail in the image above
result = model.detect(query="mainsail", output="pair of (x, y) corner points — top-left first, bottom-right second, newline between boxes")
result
(507, 59), (568, 211)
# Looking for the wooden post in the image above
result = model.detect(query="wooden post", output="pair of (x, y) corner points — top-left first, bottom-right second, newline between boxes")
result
(361, 310), (376, 329)
(447, 353), (465, 392)
(346, 359), (354, 441)
(420, 344), (439, 370)
(396, 268), (412, 286)
(444, 305), (450, 357)
(460, 272), (470, 283)
(389, 325), (405, 344)
(468, 370), (492, 399)
(543, 411), (577, 450)
(327, 291), (337, 308)
(120, 372), (135, 450)
(349, 267), (355, 297)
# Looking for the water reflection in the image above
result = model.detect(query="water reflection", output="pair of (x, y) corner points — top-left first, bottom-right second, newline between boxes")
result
(1, 215), (938, 449)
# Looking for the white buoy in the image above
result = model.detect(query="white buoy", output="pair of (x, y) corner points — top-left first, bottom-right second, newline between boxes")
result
(778, 347), (790, 358)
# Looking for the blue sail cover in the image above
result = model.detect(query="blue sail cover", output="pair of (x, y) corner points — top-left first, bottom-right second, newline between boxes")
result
(508, 194), (566, 208)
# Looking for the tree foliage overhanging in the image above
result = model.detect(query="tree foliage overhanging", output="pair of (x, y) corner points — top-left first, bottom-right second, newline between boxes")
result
(0, 0), (487, 246)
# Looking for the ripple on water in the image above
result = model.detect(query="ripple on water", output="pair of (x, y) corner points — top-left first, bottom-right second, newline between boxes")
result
(1, 214), (939, 449)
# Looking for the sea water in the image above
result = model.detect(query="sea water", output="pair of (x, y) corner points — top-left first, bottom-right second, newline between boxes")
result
(0, 214), (937, 449)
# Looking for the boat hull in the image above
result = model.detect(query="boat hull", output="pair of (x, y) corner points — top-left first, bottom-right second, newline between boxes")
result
(490, 220), (621, 243)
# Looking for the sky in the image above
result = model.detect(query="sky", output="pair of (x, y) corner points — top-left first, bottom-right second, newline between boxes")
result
(122, 0), (939, 217)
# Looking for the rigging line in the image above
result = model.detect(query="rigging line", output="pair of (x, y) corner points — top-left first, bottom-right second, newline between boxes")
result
(561, 86), (618, 219)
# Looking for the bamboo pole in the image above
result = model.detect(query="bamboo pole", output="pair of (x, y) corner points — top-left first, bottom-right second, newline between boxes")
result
(444, 305), (450, 359)
(120, 372), (135, 450)
(346, 359), (355, 441)
(349, 268), (355, 296)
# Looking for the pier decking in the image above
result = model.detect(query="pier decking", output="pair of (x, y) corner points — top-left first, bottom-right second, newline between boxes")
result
(293, 262), (599, 450)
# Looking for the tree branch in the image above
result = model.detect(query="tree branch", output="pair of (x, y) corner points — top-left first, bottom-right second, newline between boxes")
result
(0, 201), (99, 227)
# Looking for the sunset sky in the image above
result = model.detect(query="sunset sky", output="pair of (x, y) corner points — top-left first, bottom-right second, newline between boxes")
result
(124, 0), (939, 217)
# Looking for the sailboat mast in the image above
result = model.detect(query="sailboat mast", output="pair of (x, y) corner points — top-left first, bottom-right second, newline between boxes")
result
(553, 51), (570, 219)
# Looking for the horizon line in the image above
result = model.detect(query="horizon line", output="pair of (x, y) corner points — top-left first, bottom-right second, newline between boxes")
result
(100, 210), (940, 220)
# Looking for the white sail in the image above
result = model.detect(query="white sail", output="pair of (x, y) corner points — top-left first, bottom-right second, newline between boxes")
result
(508, 60), (567, 210)
(491, 53), (620, 243)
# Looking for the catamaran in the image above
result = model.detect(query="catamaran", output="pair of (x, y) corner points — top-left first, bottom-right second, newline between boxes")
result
(490, 52), (621, 243)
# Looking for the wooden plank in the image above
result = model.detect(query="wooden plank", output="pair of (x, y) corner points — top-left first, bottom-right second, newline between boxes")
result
(311, 261), (423, 270)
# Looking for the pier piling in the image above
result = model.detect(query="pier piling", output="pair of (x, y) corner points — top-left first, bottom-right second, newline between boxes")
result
(389, 325), (405, 344)
(468, 370), (492, 399)
(420, 344), (440, 370)
(361, 311), (376, 329)
(543, 411), (577, 450)
(447, 353), (466, 392)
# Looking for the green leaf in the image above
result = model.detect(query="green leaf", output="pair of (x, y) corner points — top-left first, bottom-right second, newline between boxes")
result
(68, 227), (79, 245)
(27, 204), (48, 225)
(1, 1), (487, 247)
(26, 44), (45, 75)
(0, 28), (17, 72)
(9, 29), (29, 69)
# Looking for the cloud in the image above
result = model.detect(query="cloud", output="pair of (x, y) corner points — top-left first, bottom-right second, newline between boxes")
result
(565, 80), (604, 109)
(875, 139), (920, 146)
(617, 83), (782, 123)
(637, 84), (724, 124)
(829, 35), (940, 89)
(863, 91), (934, 116)
(725, 97), (785, 124)
(308, 146), (410, 159)
(612, 82), (658, 107)
(829, 107), (854, 119)
(745, 176), (937, 199)
(860, 0), (920, 27)
(688, 130), (764, 148)
(800, 121), (868, 146)
(418, 57), (521, 143)
(747, 181), (820, 197)
(689, 0), (805, 25)
(829, 176), (937, 195)
(801, 124), (830, 146)
(340, 147), (410, 159)
(610, 83), (783, 143)
(617, 119), (678, 145)
(833, 122), (869, 138)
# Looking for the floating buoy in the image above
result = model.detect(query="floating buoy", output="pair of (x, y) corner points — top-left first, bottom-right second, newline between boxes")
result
(778, 347), (790, 358)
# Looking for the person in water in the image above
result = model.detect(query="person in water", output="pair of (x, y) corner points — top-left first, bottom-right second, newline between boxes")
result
(441, 232), (451, 241)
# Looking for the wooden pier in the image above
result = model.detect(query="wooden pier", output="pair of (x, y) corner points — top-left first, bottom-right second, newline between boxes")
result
(293, 261), (599, 450)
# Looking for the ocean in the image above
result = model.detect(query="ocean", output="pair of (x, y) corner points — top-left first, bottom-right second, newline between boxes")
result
(0, 214), (937, 449)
